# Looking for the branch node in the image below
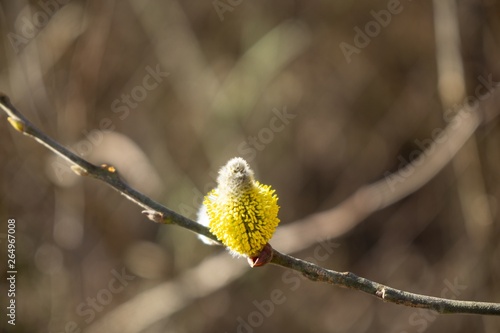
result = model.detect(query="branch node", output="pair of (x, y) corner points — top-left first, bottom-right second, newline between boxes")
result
(376, 287), (387, 299)
(100, 163), (117, 174)
(7, 117), (25, 133)
(247, 243), (273, 268)
(142, 210), (165, 223)
(71, 165), (89, 176)
(99, 163), (124, 181)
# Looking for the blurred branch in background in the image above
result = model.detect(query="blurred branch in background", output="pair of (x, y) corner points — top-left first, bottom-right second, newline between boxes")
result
(1, 1), (500, 333)
(433, 0), (495, 250)
(1, 77), (499, 333)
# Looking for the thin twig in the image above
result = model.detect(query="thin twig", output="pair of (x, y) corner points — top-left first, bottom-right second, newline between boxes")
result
(0, 93), (216, 242)
(271, 250), (500, 315)
(1, 93), (499, 316)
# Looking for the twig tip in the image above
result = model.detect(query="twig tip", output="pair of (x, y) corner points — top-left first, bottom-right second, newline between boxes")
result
(0, 92), (10, 103)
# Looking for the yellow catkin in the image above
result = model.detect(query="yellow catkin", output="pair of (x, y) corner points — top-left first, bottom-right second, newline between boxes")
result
(202, 158), (280, 257)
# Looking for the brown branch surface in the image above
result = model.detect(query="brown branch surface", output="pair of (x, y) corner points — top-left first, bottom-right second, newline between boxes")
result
(1, 93), (499, 316)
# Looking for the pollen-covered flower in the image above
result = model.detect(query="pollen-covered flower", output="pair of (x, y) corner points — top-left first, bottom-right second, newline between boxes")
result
(197, 157), (280, 257)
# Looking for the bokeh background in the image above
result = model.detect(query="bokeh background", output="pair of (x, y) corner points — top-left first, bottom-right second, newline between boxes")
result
(1, 0), (500, 332)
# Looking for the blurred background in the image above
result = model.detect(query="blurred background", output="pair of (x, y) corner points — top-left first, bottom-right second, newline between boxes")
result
(1, 0), (500, 332)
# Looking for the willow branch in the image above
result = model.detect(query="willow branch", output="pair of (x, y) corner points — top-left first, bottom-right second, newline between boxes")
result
(0, 93), (216, 242)
(271, 250), (500, 315)
(1, 93), (499, 316)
